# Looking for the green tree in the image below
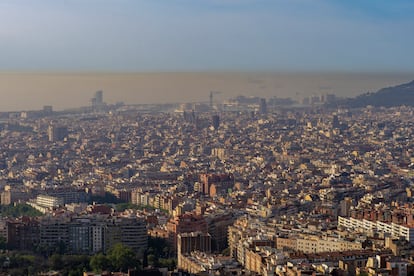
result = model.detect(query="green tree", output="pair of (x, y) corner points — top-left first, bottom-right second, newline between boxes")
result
(49, 254), (63, 270)
(0, 204), (42, 217)
(221, 247), (230, 256)
(147, 254), (159, 267)
(62, 255), (90, 271)
(159, 258), (176, 270)
(0, 236), (7, 250)
(90, 253), (110, 272)
(107, 243), (138, 272)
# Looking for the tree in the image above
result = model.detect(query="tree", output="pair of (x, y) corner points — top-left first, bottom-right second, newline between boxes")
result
(159, 258), (176, 270)
(107, 243), (139, 272)
(0, 236), (7, 250)
(90, 253), (110, 272)
(0, 204), (42, 217)
(49, 254), (63, 270)
(147, 254), (159, 267)
(221, 247), (230, 256)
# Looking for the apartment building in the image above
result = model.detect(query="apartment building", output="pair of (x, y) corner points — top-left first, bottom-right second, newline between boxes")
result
(338, 216), (414, 244)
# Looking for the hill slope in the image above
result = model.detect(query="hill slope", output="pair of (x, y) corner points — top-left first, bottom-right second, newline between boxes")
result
(338, 80), (414, 107)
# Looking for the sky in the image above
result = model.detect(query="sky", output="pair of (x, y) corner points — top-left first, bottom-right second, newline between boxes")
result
(1, 0), (414, 72)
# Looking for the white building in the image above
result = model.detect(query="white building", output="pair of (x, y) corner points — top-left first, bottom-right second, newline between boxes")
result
(338, 216), (414, 244)
(36, 194), (64, 208)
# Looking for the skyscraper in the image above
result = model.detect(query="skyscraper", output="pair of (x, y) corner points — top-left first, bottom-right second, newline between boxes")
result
(48, 125), (68, 142)
(259, 98), (267, 114)
(91, 90), (104, 107)
(212, 115), (220, 130)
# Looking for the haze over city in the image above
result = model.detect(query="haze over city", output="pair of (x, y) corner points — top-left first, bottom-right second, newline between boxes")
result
(0, 1), (413, 111)
(0, 72), (413, 111)
(2, 1), (414, 275)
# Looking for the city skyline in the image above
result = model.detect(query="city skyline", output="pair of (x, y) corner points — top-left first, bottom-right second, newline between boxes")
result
(1, 1), (413, 111)
(0, 72), (413, 111)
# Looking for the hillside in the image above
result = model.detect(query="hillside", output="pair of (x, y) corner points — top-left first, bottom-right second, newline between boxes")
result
(337, 80), (414, 108)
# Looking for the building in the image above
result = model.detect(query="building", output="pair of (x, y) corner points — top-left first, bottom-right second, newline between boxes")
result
(91, 223), (105, 253)
(178, 232), (211, 255)
(7, 214), (147, 255)
(91, 90), (105, 109)
(166, 213), (208, 252)
(259, 98), (267, 114)
(199, 173), (234, 197)
(119, 217), (148, 256)
(39, 216), (69, 253)
(6, 217), (39, 251)
(48, 125), (68, 142)
(69, 218), (91, 254)
(43, 105), (53, 115)
(36, 195), (64, 209)
(206, 212), (235, 252)
(1, 186), (28, 206)
(338, 216), (414, 244)
(211, 115), (220, 130)
(177, 232), (211, 269)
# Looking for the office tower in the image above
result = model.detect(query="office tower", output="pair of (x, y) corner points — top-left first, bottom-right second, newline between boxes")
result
(259, 98), (267, 114)
(95, 90), (103, 105)
(48, 125), (68, 142)
(91, 90), (104, 107)
(212, 114), (220, 130)
(332, 114), (340, 129)
(43, 105), (53, 115)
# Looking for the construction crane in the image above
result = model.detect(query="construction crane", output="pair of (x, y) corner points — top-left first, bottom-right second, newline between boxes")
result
(209, 91), (222, 110)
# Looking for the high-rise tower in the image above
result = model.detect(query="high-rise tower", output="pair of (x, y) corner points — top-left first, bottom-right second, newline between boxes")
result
(91, 90), (104, 107)
(259, 98), (267, 114)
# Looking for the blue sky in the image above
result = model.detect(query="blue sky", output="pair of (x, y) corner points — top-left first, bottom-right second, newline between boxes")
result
(1, 0), (413, 72)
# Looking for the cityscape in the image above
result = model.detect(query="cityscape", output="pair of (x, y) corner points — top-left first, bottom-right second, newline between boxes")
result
(1, 1), (414, 276)
(0, 87), (414, 275)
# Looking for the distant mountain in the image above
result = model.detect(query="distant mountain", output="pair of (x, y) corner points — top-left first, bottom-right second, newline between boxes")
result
(336, 80), (414, 108)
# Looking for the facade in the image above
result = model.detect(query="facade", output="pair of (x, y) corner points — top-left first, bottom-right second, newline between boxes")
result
(6, 217), (39, 251)
(338, 216), (414, 244)
(91, 223), (105, 253)
(92, 90), (104, 106)
(206, 212), (234, 252)
(1, 215), (147, 255)
(36, 195), (64, 209)
(69, 218), (91, 254)
(177, 232), (211, 269)
(199, 173), (234, 197)
(178, 232), (211, 255)
(48, 125), (68, 142)
(119, 217), (148, 255)
(211, 115), (220, 130)
(39, 217), (69, 251)
(0, 190), (11, 205)
(166, 213), (208, 252)
(296, 236), (362, 253)
(259, 98), (267, 114)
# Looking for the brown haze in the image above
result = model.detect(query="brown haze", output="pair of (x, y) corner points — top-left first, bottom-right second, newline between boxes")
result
(0, 72), (412, 111)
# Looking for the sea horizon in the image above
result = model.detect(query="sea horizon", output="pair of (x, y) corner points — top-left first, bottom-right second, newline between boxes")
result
(0, 71), (412, 112)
